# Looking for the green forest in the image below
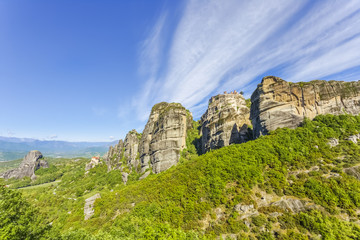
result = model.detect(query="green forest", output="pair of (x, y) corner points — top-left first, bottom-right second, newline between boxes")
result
(2, 114), (360, 239)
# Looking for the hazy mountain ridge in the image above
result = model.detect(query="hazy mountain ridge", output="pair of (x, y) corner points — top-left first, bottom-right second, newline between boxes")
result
(0, 137), (117, 161)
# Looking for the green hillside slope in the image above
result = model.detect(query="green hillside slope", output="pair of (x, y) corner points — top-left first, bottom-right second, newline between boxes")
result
(2, 114), (360, 239)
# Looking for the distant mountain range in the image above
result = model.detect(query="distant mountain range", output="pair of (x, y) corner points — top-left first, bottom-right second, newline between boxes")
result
(0, 136), (117, 161)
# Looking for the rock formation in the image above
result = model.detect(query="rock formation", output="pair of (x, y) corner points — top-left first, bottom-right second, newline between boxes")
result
(270, 199), (306, 213)
(328, 138), (339, 147)
(85, 156), (101, 171)
(84, 193), (101, 220)
(103, 140), (124, 171)
(251, 76), (360, 138)
(344, 165), (360, 180)
(139, 102), (193, 174)
(104, 102), (192, 178)
(200, 91), (251, 153)
(123, 130), (141, 169)
(346, 134), (360, 144)
(0, 150), (48, 180)
(103, 129), (141, 173)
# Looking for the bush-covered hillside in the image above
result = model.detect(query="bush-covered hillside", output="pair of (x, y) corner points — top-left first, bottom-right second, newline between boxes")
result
(2, 114), (360, 239)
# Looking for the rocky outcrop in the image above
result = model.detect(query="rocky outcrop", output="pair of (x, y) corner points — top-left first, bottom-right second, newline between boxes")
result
(344, 165), (360, 180)
(200, 91), (251, 153)
(234, 204), (258, 219)
(85, 157), (101, 171)
(139, 102), (193, 174)
(84, 193), (101, 220)
(251, 76), (360, 138)
(103, 103), (191, 179)
(0, 150), (48, 180)
(123, 130), (141, 169)
(271, 198), (306, 213)
(346, 134), (360, 144)
(328, 138), (339, 147)
(122, 172), (129, 185)
(103, 140), (124, 171)
(103, 130), (141, 173)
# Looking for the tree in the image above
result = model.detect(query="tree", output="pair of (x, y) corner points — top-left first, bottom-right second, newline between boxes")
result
(0, 186), (51, 240)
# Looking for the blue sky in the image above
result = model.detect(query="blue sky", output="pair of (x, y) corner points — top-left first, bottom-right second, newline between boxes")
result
(1, 0), (360, 142)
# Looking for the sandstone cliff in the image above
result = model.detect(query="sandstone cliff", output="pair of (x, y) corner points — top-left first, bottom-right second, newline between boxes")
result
(103, 140), (124, 171)
(0, 150), (48, 180)
(139, 102), (192, 174)
(103, 130), (141, 172)
(251, 76), (360, 138)
(200, 91), (251, 153)
(123, 130), (141, 170)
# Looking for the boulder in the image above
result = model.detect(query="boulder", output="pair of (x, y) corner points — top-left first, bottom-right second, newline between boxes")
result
(328, 138), (339, 147)
(122, 172), (129, 185)
(346, 134), (360, 144)
(84, 193), (101, 220)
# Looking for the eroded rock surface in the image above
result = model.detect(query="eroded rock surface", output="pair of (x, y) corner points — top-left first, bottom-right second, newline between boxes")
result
(251, 76), (360, 138)
(123, 130), (141, 169)
(84, 193), (101, 220)
(0, 150), (48, 180)
(271, 199), (306, 213)
(200, 92), (251, 153)
(104, 130), (141, 173)
(346, 134), (360, 144)
(344, 165), (360, 180)
(328, 138), (339, 147)
(139, 102), (192, 174)
(85, 157), (101, 171)
(103, 140), (124, 171)
(234, 204), (258, 219)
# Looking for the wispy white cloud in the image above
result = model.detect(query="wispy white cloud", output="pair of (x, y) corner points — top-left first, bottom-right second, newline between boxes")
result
(135, 0), (360, 120)
(138, 12), (167, 77)
(133, 12), (168, 121)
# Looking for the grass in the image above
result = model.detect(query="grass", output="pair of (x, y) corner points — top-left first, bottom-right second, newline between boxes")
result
(18, 180), (61, 190)
(0, 158), (22, 173)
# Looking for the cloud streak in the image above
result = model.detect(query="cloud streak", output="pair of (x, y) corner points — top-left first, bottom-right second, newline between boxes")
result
(136, 0), (360, 119)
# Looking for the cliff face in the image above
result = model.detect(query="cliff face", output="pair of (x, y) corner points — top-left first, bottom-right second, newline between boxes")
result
(123, 130), (141, 169)
(104, 103), (191, 177)
(139, 102), (193, 174)
(0, 150), (48, 180)
(103, 140), (124, 171)
(251, 76), (360, 138)
(103, 130), (141, 172)
(200, 92), (251, 153)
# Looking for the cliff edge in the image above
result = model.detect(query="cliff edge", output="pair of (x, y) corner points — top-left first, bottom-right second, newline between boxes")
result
(251, 76), (360, 138)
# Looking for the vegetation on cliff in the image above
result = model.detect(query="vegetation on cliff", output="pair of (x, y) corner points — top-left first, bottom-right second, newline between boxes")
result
(1, 114), (360, 239)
